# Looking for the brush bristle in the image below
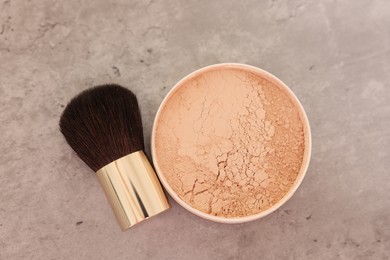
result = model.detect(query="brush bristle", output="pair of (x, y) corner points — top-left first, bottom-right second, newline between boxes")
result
(59, 84), (144, 172)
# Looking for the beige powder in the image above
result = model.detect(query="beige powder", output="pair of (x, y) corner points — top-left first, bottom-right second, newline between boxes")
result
(154, 67), (306, 218)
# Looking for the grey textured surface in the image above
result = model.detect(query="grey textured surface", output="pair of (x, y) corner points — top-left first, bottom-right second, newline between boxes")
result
(1, 0), (389, 259)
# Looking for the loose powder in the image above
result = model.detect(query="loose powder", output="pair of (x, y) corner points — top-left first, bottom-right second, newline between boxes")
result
(154, 66), (306, 218)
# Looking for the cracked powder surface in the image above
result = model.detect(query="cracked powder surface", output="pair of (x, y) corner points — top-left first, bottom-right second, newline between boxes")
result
(154, 67), (306, 218)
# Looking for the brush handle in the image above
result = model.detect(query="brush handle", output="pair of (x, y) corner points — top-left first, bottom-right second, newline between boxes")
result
(96, 151), (170, 230)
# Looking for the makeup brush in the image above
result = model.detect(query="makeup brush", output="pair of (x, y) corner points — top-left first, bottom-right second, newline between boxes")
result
(59, 84), (170, 230)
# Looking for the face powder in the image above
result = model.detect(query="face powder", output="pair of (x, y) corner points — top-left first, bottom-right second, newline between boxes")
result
(152, 63), (311, 223)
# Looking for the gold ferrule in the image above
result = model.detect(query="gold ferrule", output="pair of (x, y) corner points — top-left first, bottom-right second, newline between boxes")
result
(96, 151), (170, 230)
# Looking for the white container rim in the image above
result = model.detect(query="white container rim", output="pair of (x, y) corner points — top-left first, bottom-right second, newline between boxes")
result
(151, 63), (312, 224)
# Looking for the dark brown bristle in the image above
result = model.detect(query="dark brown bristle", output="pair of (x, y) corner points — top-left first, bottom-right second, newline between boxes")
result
(59, 84), (144, 172)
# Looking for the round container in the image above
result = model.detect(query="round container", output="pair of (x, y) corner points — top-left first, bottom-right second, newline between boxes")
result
(151, 63), (311, 223)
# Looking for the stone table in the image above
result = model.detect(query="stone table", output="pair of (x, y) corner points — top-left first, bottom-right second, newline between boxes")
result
(1, 0), (389, 259)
